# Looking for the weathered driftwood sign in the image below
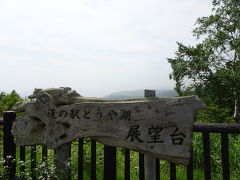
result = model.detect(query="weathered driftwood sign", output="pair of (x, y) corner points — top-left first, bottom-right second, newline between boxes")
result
(12, 88), (204, 165)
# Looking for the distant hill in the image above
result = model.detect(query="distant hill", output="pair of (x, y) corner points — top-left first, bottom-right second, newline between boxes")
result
(103, 89), (178, 100)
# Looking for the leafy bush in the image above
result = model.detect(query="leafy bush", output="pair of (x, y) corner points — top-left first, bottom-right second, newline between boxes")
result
(0, 90), (23, 117)
(197, 105), (234, 124)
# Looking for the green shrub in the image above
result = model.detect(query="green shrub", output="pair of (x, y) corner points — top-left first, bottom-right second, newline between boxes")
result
(0, 90), (23, 117)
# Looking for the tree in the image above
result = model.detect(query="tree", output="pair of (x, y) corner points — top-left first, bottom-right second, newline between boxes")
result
(0, 92), (5, 101)
(168, 0), (240, 122)
(0, 90), (23, 117)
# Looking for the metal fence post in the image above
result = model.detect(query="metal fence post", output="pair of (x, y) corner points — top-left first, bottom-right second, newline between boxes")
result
(3, 111), (16, 180)
(91, 139), (96, 180)
(104, 145), (116, 180)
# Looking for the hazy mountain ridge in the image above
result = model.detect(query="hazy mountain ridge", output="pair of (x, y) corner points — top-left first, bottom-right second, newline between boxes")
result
(0, 89), (178, 100)
(104, 89), (178, 100)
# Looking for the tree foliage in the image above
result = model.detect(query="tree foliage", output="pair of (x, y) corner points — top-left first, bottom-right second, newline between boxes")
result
(168, 0), (240, 122)
(0, 92), (5, 101)
(0, 90), (23, 117)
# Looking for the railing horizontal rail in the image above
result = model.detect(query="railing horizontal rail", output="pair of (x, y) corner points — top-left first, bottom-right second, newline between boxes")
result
(193, 123), (240, 133)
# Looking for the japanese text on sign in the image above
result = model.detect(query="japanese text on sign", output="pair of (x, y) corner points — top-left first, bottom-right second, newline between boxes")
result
(47, 107), (131, 121)
(125, 125), (186, 145)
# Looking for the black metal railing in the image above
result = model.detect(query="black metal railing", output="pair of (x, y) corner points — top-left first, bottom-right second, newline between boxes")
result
(1, 111), (240, 180)
(192, 123), (240, 180)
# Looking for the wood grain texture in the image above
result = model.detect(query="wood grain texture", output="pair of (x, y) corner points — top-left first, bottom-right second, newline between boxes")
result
(12, 88), (204, 165)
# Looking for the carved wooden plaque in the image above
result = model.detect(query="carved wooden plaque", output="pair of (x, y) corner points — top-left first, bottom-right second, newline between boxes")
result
(12, 88), (204, 165)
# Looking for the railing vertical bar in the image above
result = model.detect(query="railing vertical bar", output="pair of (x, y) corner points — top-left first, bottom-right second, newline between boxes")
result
(187, 151), (193, 180)
(3, 111), (16, 180)
(40, 145), (47, 179)
(78, 138), (84, 180)
(91, 139), (96, 180)
(155, 159), (160, 180)
(20, 146), (26, 172)
(203, 132), (211, 180)
(42, 146), (47, 162)
(221, 133), (230, 180)
(104, 145), (116, 180)
(139, 153), (144, 180)
(30, 146), (37, 180)
(69, 144), (72, 180)
(124, 149), (130, 180)
(170, 162), (176, 180)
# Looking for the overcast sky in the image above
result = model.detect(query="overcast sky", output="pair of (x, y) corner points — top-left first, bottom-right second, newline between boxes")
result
(0, 0), (212, 97)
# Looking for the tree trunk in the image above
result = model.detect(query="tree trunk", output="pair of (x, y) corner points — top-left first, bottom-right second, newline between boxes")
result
(234, 99), (240, 123)
(233, 51), (240, 123)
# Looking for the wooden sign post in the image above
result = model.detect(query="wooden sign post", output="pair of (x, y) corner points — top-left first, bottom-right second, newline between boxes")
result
(144, 89), (156, 180)
(12, 88), (204, 167)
